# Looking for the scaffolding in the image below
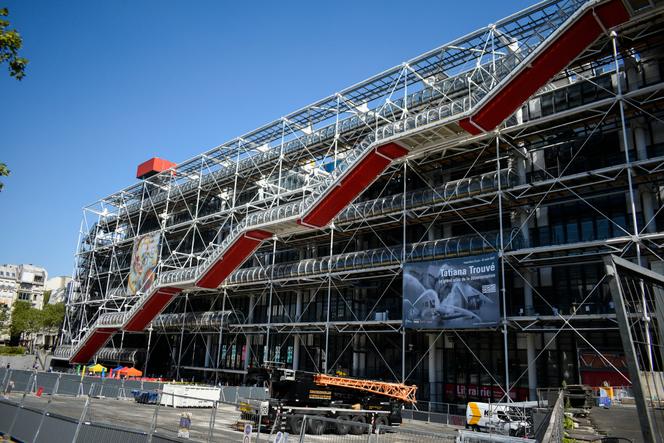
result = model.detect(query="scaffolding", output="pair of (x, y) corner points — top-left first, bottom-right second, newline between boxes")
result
(55, 0), (664, 407)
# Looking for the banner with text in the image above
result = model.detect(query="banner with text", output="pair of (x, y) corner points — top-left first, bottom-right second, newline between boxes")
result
(403, 253), (499, 329)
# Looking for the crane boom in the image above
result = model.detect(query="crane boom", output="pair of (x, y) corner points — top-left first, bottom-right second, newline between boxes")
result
(313, 374), (417, 404)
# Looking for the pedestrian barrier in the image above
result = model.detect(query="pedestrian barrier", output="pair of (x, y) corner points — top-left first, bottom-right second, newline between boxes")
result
(299, 414), (373, 442)
(375, 425), (456, 442)
(456, 430), (537, 442)
(402, 402), (467, 427)
(0, 369), (469, 442)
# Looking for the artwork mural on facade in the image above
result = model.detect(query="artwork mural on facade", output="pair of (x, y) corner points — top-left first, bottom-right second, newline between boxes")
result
(403, 253), (500, 329)
(127, 233), (160, 294)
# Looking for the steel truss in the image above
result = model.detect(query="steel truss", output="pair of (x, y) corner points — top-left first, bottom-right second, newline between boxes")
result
(56, 0), (664, 406)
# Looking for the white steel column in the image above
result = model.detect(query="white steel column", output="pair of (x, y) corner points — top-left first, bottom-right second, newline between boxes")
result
(175, 294), (188, 380)
(352, 334), (361, 376)
(428, 334), (439, 404)
(244, 336), (252, 370)
(205, 335), (212, 368)
(245, 293), (255, 370)
(214, 291), (226, 384)
(293, 290), (302, 371)
(496, 135), (511, 400)
(634, 119), (656, 233)
(522, 268), (538, 400)
(324, 225), (334, 374)
(526, 334), (538, 401)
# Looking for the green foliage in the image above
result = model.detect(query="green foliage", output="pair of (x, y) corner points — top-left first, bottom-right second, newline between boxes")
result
(10, 301), (42, 339)
(563, 415), (574, 430)
(0, 303), (9, 329)
(9, 301), (64, 344)
(41, 302), (65, 329)
(0, 345), (25, 355)
(0, 162), (9, 192)
(42, 290), (51, 305)
(0, 8), (28, 80)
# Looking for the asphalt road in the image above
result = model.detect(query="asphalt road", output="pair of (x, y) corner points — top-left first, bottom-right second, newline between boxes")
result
(590, 404), (664, 442)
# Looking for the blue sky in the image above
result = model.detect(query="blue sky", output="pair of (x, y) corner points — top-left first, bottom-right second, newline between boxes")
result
(0, 0), (534, 277)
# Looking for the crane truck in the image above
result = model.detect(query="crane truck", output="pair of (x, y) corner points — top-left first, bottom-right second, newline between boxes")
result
(238, 365), (417, 435)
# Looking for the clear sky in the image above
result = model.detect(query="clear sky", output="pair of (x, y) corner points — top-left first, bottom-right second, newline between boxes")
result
(1, 0), (535, 278)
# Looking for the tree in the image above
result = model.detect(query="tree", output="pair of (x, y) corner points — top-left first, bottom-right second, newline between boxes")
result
(0, 7), (27, 192)
(0, 162), (8, 192)
(41, 302), (65, 330)
(0, 7), (27, 80)
(10, 301), (42, 344)
(0, 303), (9, 336)
(8, 301), (65, 348)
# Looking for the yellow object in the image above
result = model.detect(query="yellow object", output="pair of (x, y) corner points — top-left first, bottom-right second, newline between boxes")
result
(468, 402), (481, 425)
(87, 363), (107, 373)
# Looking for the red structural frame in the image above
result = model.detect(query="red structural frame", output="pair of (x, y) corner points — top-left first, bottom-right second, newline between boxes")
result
(299, 142), (409, 228)
(70, 327), (118, 364)
(196, 229), (273, 289)
(458, 0), (629, 135)
(124, 287), (182, 332)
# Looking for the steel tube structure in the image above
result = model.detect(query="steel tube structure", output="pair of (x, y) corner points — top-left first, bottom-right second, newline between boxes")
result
(55, 0), (664, 407)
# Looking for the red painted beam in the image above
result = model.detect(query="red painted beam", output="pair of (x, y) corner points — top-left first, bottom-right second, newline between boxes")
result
(459, 0), (629, 135)
(197, 229), (272, 289)
(123, 287), (182, 332)
(70, 327), (118, 364)
(299, 142), (408, 228)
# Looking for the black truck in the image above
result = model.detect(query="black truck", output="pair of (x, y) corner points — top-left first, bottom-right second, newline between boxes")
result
(239, 367), (413, 435)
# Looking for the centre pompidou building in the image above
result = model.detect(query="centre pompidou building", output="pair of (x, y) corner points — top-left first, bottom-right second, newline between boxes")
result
(54, 0), (664, 404)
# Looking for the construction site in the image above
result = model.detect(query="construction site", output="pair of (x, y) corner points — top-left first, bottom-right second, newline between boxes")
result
(3, 0), (662, 441)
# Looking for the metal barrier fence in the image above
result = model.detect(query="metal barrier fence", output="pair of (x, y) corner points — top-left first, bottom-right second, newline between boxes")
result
(0, 367), (268, 401)
(0, 368), (277, 442)
(0, 367), (163, 399)
(539, 391), (564, 443)
(375, 424), (456, 442)
(299, 415), (372, 442)
(402, 402), (467, 427)
(457, 430), (537, 442)
(0, 369), (472, 443)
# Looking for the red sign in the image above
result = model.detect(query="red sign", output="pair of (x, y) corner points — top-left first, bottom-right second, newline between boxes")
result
(36, 387), (44, 397)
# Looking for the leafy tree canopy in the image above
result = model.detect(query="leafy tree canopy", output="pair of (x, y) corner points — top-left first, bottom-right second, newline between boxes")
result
(0, 7), (27, 80)
(0, 7), (25, 192)
(9, 301), (64, 342)
(0, 162), (9, 192)
(41, 302), (65, 329)
(10, 301), (42, 338)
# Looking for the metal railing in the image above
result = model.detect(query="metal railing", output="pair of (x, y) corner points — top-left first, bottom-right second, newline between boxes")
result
(539, 390), (565, 443)
(0, 368), (559, 443)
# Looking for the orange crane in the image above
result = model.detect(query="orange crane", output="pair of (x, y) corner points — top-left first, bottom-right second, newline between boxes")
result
(313, 373), (417, 404)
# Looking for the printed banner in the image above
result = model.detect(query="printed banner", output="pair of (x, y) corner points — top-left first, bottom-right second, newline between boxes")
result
(127, 233), (160, 294)
(403, 253), (499, 329)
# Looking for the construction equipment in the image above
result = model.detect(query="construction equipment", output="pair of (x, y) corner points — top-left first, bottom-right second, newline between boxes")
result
(313, 373), (417, 404)
(239, 365), (416, 435)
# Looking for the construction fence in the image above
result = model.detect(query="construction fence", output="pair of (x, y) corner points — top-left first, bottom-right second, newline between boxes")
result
(0, 367), (268, 402)
(0, 368), (549, 443)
